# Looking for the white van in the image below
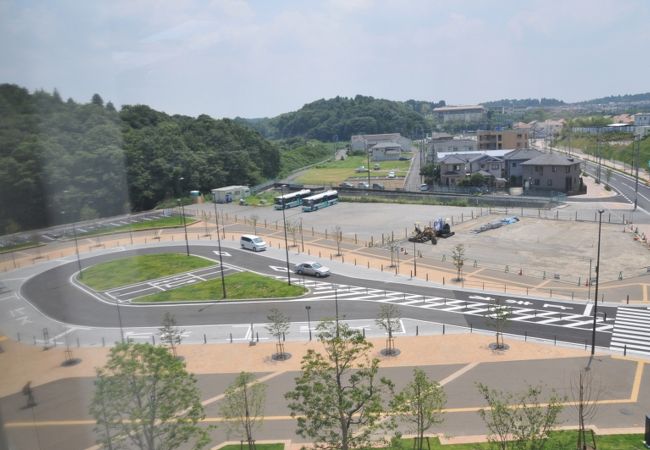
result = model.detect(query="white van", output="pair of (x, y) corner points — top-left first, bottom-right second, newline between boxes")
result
(240, 234), (267, 252)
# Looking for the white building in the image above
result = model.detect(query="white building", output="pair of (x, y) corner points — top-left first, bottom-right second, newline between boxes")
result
(211, 185), (250, 203)
(634, 113), (650, 126)
(432, 105), (486, 123)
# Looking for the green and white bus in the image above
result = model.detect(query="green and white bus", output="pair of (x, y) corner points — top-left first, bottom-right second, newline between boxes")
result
(273, 189), (312, 210)
(302, 190), (339, 212)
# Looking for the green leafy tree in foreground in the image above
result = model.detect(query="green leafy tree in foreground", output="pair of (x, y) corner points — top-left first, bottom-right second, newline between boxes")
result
(285, 320), (394, 450)
(220, 372), (267, 450)
(89, 342), (208, 450)
(477, 383), (564, 450)
(390, 368), (446, 450)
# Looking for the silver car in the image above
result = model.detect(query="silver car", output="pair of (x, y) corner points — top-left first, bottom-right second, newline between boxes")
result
(294, 261), (331, 277)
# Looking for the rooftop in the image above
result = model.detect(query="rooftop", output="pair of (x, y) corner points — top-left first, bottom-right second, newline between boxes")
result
(521, 153), (580, 166)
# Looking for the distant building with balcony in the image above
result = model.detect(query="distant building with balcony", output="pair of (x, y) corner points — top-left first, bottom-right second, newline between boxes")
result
(433, 105), (486, 123)
(426, 138), (477, 163)
(634, 113), (650, 126)
(477, 130), (529, 150)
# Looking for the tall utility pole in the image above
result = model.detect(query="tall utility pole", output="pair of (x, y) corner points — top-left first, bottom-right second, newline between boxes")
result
(213, 202), (227, 298)
(590, 209), (604, 356)
(178, 199), (190, 256)
(634, 135), (640, 211)
(280, 185), (292, 286)
(366, 142), (371, 186)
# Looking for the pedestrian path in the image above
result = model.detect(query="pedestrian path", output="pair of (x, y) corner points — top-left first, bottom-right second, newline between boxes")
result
(611, 306), (650, 356)
(285, 277), (614, 333)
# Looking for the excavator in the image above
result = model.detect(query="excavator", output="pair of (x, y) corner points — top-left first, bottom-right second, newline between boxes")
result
(408, 218), (455, 244)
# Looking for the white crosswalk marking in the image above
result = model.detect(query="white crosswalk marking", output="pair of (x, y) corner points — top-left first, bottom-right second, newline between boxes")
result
(611, 307), (650, 355)
(283, 276), (612, 334)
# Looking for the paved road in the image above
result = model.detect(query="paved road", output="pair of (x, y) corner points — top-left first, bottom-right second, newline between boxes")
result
(583, 158), (650, 218)
(12, 244), (631, 353)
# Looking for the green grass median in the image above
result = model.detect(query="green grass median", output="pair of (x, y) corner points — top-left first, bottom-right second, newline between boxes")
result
(80, 253), (214, 291)
(135, 272), (306, 302)
(380, 432), (644, 449)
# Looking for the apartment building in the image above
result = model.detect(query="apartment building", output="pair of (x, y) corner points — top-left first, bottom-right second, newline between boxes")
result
(477, 130), (529, 150)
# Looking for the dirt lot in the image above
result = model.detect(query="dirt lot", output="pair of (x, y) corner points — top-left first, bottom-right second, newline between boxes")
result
(419, 215), (648, 282)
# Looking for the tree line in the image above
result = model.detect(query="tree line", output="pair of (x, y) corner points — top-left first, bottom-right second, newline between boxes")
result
(0, 84), (282, 233)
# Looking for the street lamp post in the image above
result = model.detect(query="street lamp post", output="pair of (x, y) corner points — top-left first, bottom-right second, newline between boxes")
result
(413, 240), (417, 276)
(61, 210), (83, 278)
(213, 202), (227, 299)
(177, 198), (190, 256)
(70, 220), (83, 278)
(115, 300), (125, 343)
(280, 185), (292, 285)
(305, 305), (312, 341)
(590, 209), (604, 356)
(366, 145), (371, 186)
(634, 135), (640, 211)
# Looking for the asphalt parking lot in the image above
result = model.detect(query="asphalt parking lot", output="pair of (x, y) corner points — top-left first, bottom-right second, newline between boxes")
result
(189, 199), (650, 283)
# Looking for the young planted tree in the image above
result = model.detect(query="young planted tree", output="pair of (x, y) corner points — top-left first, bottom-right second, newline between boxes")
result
(250, 214), (259, 235)
(265, 308), (290, 360)
(285, 320), (394, 450)
(90, 342), (208, 450)
(485, 298), (513, 350)
(335, 225), (343, 256)
(159, 312), (184, 358)
(286, 219), (299, 248)
(451, 244), (465, 281)
(572, 368), (601, 450)
(390, 368), (446, 450)
(375, 303), (401, 356)
(477, 383), (564, 450)
(220, 372), (267, 450)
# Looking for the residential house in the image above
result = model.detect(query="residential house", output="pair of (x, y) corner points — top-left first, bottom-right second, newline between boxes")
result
(468, 154), (506, 180)
(433, 105), (486, 123)
(370, 141), (402, 161)
(438, 152), (506, 187)
(477, 130), (529, 150)
(503, 148), (544, 186)
(350, 133), (412, 152)
(521, 154), (582, 194)
(438, 154), (469, 186)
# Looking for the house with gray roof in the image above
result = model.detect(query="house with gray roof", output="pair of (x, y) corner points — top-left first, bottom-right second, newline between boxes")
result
(521, 154), (582, 194)
(438, 152), (505, 187)
(504, 148), (544, 186)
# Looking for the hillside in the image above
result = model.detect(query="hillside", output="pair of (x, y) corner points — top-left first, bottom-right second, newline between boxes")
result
(0, 84), (279, 233)
(236, 95), (429, 141)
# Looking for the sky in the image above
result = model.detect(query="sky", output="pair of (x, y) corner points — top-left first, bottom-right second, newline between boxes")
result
(1, 0), (649, 119)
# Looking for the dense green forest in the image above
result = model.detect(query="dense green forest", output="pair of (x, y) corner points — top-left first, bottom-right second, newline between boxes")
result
(481, 98), (565, 108)
(0, 84), (281, 233)
(235, 95), (429, 141)
(576, 92), (650, 105)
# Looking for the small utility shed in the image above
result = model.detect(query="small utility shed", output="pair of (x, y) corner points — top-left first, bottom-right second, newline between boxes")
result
(211, 185), (250, 203)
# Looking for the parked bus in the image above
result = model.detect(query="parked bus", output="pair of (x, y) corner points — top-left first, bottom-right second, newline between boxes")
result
(273, 189), (312, 210)
(302, 190), (339, 212)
